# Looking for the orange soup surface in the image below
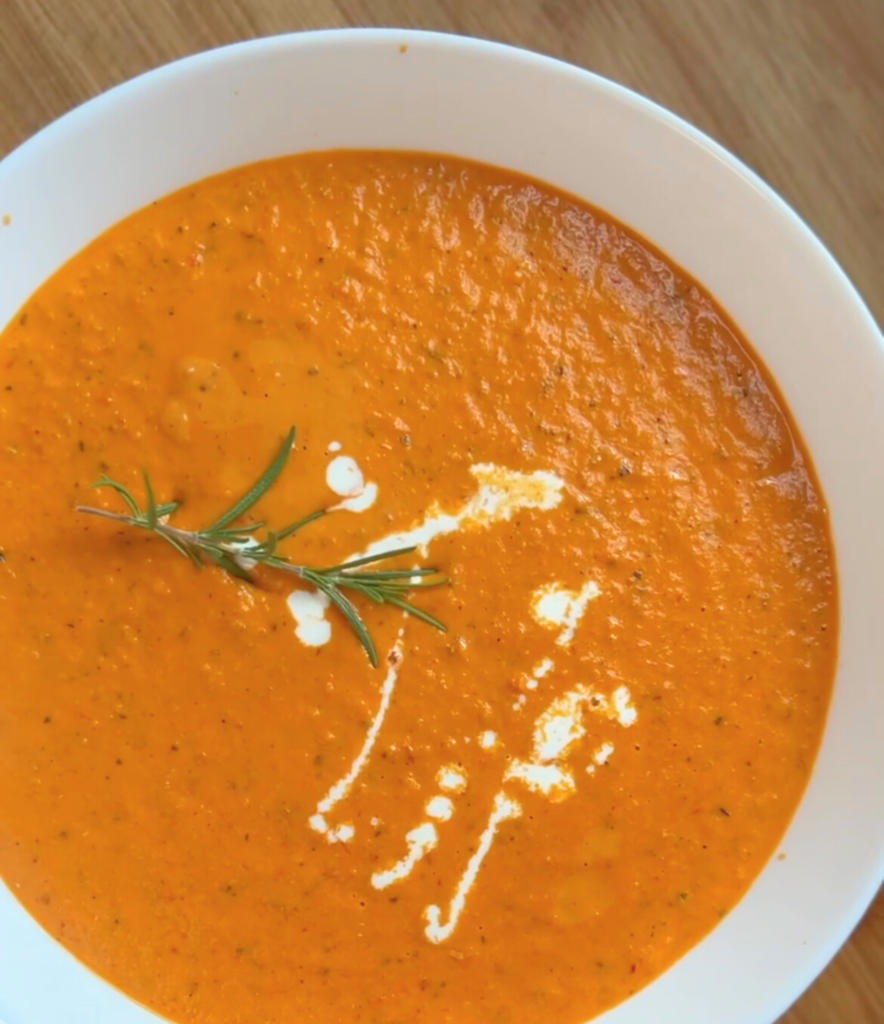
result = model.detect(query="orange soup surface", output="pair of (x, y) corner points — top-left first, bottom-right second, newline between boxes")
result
(0, 152), (836, 1024)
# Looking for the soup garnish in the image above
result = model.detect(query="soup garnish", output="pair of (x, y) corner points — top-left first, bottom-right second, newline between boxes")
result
(75, 425), (448, 666)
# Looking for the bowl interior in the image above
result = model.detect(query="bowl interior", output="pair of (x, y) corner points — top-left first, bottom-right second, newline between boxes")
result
(1, 28), (883, 1024)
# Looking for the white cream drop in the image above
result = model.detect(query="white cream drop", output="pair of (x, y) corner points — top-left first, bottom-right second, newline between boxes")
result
(613, 686), (638, 726)
(531, 579), (601, 645)
(479, 731), (498, 750)
(533, 588), (571, 627)
(594, 742), (615, 765)
(437, 765), (468, 793)
(287, 590), (332, 648)
(534, 657), (555, 679)
(325, 454), (378, 513)
(524, 656), (555, 692)
(309, 812), (328, 834)
(329, 823), (355, 843)
(425, 795), (455, 822)
(328, 441), (342, 452)
(326, 455), (365, 496)
(423, 791), (522, 944)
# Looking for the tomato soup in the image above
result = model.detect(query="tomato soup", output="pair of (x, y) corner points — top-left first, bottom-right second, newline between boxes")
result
(0, 152), (836, 1024)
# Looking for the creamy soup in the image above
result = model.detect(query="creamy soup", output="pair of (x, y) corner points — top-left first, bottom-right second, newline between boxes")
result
(0, 151), (836, 1024)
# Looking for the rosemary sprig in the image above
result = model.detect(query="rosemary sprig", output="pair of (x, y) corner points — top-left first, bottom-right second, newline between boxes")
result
(75, 427), (448, 666)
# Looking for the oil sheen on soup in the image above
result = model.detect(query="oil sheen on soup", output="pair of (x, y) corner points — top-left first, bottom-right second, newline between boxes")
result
(0, 152), (837, 1024)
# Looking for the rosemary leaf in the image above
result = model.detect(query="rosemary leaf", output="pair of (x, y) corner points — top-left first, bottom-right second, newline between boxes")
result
(92, 476), (141, 518)
(209, 426), (296, 531)
(307, 572), (379, 668)
(156, 530), (199, 564)
(143, 471), (159, 530)
(276, 508), (327, 542)
(319, 545), (421, 572)
(381, 595), (448, 632)
(155, 501), (180, 518)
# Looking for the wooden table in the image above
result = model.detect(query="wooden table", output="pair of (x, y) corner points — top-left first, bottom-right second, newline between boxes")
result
(1, 1), (882, 1020)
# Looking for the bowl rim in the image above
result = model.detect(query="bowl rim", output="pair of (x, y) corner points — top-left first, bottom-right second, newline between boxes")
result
(1, 25), (883, 1024)
(1, 25), (879, 343)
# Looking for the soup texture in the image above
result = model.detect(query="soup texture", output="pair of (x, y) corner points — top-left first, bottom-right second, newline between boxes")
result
(0, 152), (836, 1024)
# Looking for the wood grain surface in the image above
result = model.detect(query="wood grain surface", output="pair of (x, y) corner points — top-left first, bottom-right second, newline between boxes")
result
(0, 1), (882, 1021)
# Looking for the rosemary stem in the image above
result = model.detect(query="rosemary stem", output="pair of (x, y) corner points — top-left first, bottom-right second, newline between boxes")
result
(77, 504), (304, 573)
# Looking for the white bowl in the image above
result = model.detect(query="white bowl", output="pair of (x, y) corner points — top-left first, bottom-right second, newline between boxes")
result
(1, 28), (883, 1024)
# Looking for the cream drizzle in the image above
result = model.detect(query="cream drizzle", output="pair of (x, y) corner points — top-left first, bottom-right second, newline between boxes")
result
(505, 761), (573, 797)
(308, 631), (404, 843)
(424, 791), (522, 944)
(291, 457), (641, 944)
(372, 822), (438, 890)
(371, 785), (463, 890)
(357, 463), (565, 562)
(288, 461), (564, 650)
